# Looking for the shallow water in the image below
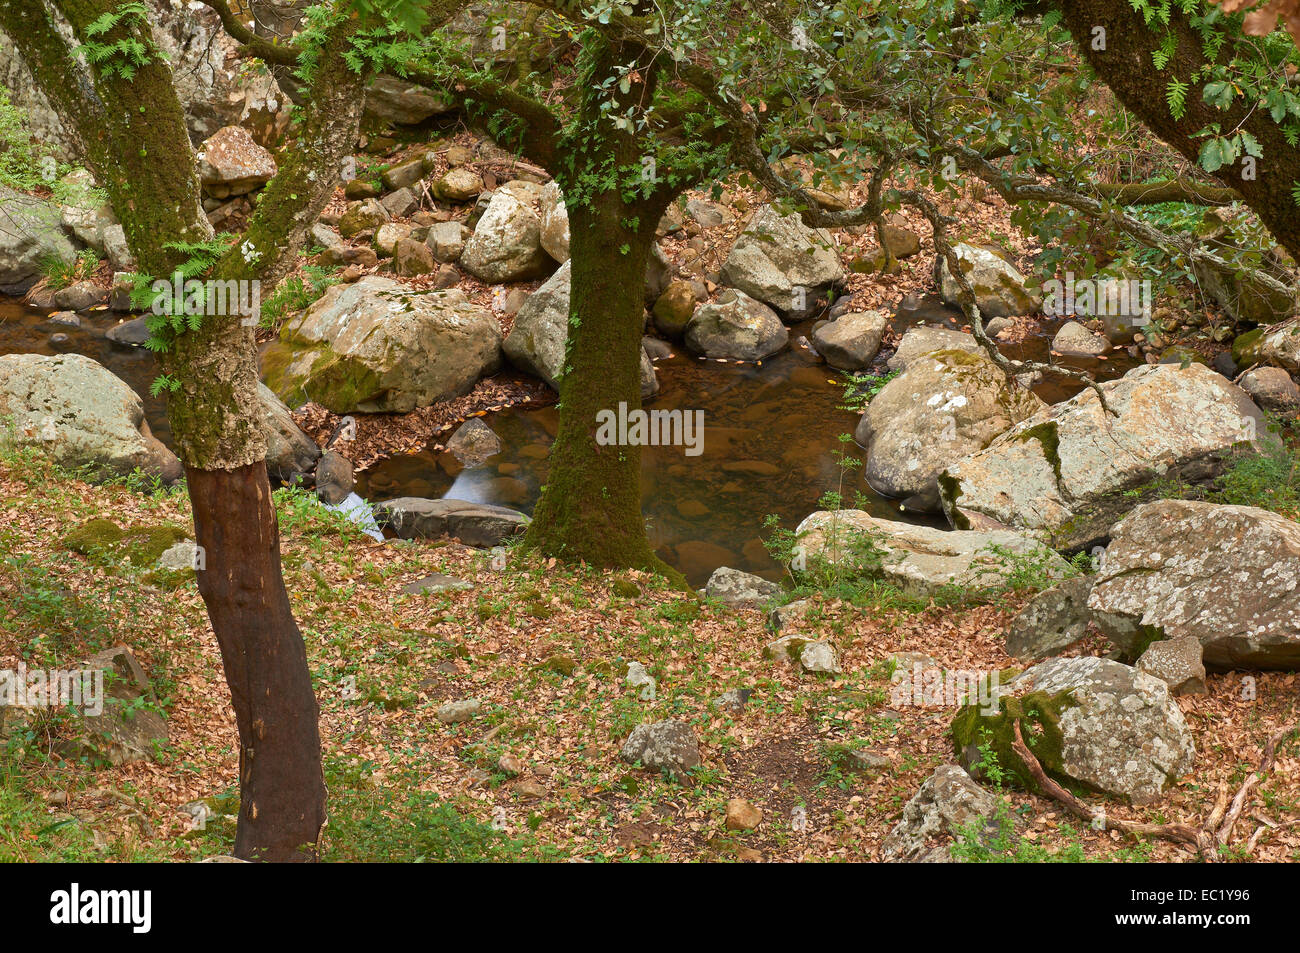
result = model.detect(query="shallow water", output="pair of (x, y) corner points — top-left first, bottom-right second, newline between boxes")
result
(1, 293), (1136, 587)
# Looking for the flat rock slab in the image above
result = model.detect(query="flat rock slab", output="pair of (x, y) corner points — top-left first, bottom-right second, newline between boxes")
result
(402, 573), (473, 595)
(794, 509), (1071, 598)
(374, 497), (528, 548)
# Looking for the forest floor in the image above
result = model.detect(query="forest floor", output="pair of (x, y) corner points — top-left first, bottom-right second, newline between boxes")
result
(2, 441), (1298, 863)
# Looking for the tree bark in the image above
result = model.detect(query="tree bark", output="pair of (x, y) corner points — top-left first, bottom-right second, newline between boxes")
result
(187, 463), (325, 861)
(0, 0), (369, 861)
(1055, 0), (1300, 260)
(523, 191), (678, 576)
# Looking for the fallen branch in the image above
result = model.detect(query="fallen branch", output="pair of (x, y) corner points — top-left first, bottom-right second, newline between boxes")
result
(1010, 720), (1297, 861)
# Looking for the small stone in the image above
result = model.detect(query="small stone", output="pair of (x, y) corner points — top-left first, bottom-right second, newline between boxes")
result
(401, 573), (471, 595)
(436, 698), (482, 724)
(713, 688), (753, 713)
(498, 754), (523, 777)
(799, 641), (841, 674)
(156, 540), (200, 572)
(515, 778), (546, 798)
(725, 798), (763, 831)
(620, 719), (700, 775)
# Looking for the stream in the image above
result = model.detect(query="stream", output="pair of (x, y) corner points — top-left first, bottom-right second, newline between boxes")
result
(0, 294), (1137, 587)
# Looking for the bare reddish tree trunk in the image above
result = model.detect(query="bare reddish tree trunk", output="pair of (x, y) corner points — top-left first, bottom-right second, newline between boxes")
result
(187, 463), (326, 862)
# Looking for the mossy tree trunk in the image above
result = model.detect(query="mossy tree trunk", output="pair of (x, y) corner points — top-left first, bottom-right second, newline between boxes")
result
(523, 189), (672, 571)
(0, 0), (369, 860)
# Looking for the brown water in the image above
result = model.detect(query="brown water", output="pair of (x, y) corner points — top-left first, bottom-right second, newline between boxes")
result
(1, 294), (1137, 587)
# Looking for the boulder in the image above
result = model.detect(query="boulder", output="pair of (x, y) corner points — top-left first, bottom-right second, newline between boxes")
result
(1254, 317), (1300, 375)
(720, 204), (845, 318)
(704, 566), (782, 607)
(887, 325), (986, 372)
(381, 156), (426, 192)
(460, 181), (552, 282)
(374, 497), (529, 547)
(1238, 366), (1300, 413)
(857, 349), (1044, 512)
(793, 510), (1071, 598)
(1051, 320), (1109, 358)
(67, 645), (168, 766)
(261, 276), (503, 414)
(684, 289), (788, 361)
(882, 765), (1003, 862)
(501, 261), (658, 398)
(538, 180), (570, 261)
(338, 199), (390, 239)
(811, 310), (889, 370)
(364, 74), (452, 124)
(58, 169), (118, 252)
(425, 221), (470, 263)
(431, 167), (484, 203)
(1005, 575), (1094, 661)
(652, 280), (697, 338)
(939, 243), (1041, 318)
(393, 237), (435, 276)
(620, 719), (701, 775)
(372, 222), (413, 257)
(1089, 499), (1300, 669)
(1137, 636), (1208, 696)
(0, 185), (76, 292)
(197, 126), (277, 198)
(954, 656), (1195, 804)
(0, 354), (180, 483)
(939, 363), (1271, 550)
(257, 383), (320, 486)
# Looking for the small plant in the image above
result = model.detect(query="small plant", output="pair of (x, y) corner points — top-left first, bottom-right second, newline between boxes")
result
(41, 249), (100, 290)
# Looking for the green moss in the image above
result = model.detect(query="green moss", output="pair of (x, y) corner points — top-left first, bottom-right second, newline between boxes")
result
(62, 518), (188, 568)
(1016, 420), (1062, 484)
(930, 347), (987, 367)
(533, 654), (577, 676)
(123, 524), (189, 566)
(937, 471), (967, 528)
(951, 689), (1078, 793)
(62, 518), (125, 555)
(611, 577), (641, 598)
(1231, 327), (1265, 366)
